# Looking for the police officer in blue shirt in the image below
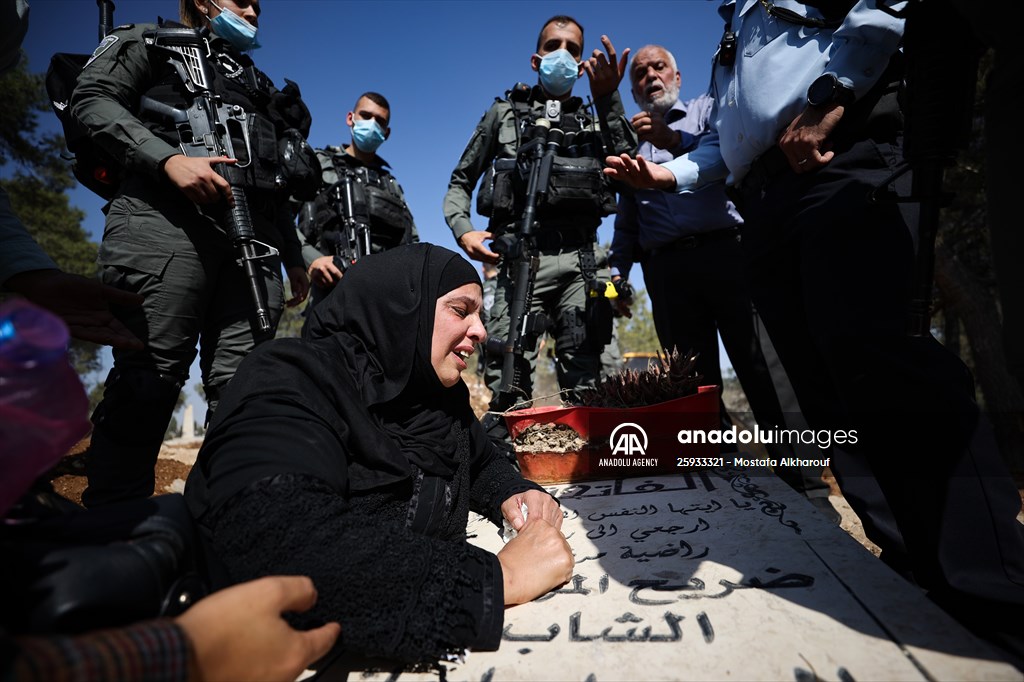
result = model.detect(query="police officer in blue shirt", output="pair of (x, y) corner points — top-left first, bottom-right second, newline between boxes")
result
(606, 0), (1024, 653)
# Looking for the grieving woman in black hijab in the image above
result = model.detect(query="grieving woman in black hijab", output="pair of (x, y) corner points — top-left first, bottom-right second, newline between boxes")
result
(184, 243), (573, 663)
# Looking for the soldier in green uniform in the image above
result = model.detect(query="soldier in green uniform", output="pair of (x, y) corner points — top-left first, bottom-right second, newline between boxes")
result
(443, 15), (637, 408)
(71, 0), (310, 507)
(298, 92), (418, 309)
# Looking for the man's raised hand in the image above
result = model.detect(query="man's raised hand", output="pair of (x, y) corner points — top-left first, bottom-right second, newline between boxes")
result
(583, 35), (629, 99)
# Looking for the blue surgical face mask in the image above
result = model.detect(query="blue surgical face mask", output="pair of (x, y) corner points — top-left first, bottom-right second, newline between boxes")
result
(351, 119), (386, 153)
(537, 49), (579, 97)
(209, 1), (261, 51)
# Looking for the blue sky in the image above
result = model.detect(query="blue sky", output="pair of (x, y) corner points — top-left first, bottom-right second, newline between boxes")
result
(22, 0), (725, 253)
(18, 0), (732, 413)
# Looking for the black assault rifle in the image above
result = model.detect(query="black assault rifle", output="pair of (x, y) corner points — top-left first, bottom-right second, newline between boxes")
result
(322, 170), (372, 273)
(486, 103), (564, 422)
(138, 28), (277, 333)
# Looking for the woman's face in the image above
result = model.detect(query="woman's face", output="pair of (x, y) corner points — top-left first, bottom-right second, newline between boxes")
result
(204, 0), (260, 27)
(431, 283), (486, 388)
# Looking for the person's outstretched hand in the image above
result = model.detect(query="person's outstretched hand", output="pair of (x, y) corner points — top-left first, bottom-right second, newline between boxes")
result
(176, 576), (340, 682)
(603, 153), (676, 191)
(4, 269), (144, 349)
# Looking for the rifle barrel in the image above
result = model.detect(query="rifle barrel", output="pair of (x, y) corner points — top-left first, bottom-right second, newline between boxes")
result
(97, 0), (115, 41)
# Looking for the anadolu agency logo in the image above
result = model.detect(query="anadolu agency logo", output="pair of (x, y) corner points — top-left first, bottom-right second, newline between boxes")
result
(609, 422), (648, 457)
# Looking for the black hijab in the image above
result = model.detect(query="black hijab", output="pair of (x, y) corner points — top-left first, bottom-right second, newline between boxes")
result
(301, 242), (481, 487)
(191, 243), (482, 506)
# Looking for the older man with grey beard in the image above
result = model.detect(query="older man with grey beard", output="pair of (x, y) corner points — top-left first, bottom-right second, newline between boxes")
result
(609, 45), (836, 520)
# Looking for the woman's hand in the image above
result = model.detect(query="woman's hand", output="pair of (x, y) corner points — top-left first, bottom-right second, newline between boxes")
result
(501, 489), (562, 532)
(497, 518), (574, 605)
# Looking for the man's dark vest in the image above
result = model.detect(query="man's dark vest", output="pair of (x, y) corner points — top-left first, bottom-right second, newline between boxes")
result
(305, 152), (414, 253)
(477, 90), (617, 231)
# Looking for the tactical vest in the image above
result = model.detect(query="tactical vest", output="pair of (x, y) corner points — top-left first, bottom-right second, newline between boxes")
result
(304, 152), (414, 252)
(139, 23), (281, 192)
(48, 21), (309, 199)
(476, 94), (617, 231)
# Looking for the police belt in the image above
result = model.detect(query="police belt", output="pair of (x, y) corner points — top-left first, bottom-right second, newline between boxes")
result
(733, 145), (790, 198)
(649, 226), (740, 256)
(528, 226), (597, 252)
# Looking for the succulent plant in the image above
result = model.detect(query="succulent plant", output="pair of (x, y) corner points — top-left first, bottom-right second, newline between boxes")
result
(575, 347), (702, 408)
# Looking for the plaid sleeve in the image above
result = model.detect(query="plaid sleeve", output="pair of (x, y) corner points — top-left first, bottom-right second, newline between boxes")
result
(12, 619), (193, 682)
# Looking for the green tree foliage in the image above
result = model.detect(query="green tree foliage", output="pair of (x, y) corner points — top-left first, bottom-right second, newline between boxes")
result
(0, 54), (103, 378)
(615, 288), (660, 354)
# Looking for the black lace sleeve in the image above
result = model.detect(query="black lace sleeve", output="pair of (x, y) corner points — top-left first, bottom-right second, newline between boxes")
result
(466, 419), (547, 525)
(207, 473), (503, 664)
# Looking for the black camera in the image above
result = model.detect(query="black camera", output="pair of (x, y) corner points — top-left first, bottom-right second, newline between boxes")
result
(718, 30), (737, 68)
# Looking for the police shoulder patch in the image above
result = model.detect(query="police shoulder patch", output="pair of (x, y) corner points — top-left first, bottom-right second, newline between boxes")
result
(84, 34), (120, 68)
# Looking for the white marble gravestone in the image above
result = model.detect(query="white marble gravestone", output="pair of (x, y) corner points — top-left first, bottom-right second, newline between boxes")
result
(182, 404), (195, 440)
(322, 465), (1022, 681)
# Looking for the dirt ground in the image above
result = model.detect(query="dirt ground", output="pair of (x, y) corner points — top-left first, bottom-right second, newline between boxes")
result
(50, 436), (195, 504)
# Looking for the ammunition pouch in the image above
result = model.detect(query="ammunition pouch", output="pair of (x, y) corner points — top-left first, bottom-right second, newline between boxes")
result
(477, 157), (518, 224)
(478, 155), (617, 229)
(269, 78), (313, 138)
(244, 112), (280, 191)
(543, 155), (617, 220)
(298, 195), (333, 244)
(559, 307), (589, 353)
(277, 128), (321, 200)
(363, 181), (412, 249)
(309, 164), (413, 252)
(556, 299), (612, 355)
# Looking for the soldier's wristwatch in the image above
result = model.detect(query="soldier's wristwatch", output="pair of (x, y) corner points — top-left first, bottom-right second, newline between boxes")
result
(806, 73), (855, 108)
